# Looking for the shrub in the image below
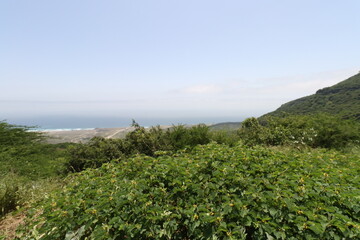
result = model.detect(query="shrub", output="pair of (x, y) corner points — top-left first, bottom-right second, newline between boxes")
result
(19, 143), (360, 239)
(0, 144), (68, 180)
(0, 121), (67, 218)
(238, 114), (360, 149)
(0, 121), (43, 149)
(65, 123), (213, 173)
(65, 137), (127, 172)
(209, 130), (240, 146)
(237, 117), (266, 146)
(166, 124), (211, 150)
(0, 121), (68, 179)
(124, 122), (171, 156)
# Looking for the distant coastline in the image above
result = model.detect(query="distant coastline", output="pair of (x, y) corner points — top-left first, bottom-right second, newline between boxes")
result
(42, 126), (174, 144)
(32, 128), (96, 132)
(10, 116), (246, 131)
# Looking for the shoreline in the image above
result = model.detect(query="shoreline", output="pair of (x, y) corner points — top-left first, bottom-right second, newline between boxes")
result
(43, 126), (172, 144)
(38, 128), (96, 132)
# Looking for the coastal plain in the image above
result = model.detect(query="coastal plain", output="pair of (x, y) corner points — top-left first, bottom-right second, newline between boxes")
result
(44, 126), (172, 143)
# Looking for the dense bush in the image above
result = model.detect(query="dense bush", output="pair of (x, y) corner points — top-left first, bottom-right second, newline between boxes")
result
(0, 121), (43, 148)
(65, 123), (214, 173)
(237, 117), (266, 146)
(19, 143), (360, 239)
(68, 113), (360, 174)
(0, 148), (65, 217)
(0, 121), (67, 217)
(0, 121), (69, 179)
(65, 137), (127, 172)
(238, 114), (360, 149)
(1, 144), (68, 180)
(209, 130), (240, 147)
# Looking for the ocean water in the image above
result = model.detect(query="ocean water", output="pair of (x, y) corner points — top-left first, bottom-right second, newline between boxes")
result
(6, 116), (246, 131)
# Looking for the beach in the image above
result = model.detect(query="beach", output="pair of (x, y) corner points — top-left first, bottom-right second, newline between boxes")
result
(43, 126), (172, 143)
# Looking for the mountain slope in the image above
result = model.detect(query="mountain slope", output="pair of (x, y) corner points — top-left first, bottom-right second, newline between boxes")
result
(209, 122), (242, 131)
(265, 72), (360, 119)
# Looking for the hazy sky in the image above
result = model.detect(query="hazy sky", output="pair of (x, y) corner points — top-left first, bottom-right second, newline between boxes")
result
(1, 0), (359, 121)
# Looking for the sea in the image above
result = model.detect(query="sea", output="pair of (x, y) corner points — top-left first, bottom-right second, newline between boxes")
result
(5, 116), (246, 131)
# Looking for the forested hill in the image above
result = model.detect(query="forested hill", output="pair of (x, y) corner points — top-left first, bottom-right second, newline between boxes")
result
(264, 72), (360, 119)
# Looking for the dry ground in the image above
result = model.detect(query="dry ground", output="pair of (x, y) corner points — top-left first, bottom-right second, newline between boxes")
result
(44, 126), (173, 143)
(0, 213), (25, 240)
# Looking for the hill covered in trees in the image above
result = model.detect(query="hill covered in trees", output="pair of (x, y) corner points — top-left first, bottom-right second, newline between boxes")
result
(265, 73), (360, 119)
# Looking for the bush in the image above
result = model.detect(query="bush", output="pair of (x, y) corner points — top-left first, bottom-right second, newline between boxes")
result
(65, 123), (214, 173)
(237, 117), (266, 146)
(65, 137), (127, 172)
(0, 121), (43, 149)
(19, 143), (360, 239)
(0, 144), (68, 180)
(166, 124), (211, 150)
(238, 114), (360, 149)
(209, 130), (240, 147)
(0, 121), (68, 179)
(0, 121), (67, 218)
(124, 122), (171, 156)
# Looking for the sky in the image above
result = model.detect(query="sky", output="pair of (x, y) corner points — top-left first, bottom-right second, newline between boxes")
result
(1, 0), (359, 126)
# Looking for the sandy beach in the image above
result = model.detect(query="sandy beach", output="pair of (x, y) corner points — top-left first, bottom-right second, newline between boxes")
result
(43, 126), (172, 144)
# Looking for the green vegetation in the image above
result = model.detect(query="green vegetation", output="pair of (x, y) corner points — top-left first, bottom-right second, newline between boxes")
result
(209, 122), (242, 131)
(65, 122), (237, 173)
(19, 143), (360, 239)
(265, 73), (360, 119)
(0, 122), (43, 147)
(0, 121), (71, 180)
(1, 114), (360, 239)
(240, 114), (360, 149)
(0, 121), (67, 217)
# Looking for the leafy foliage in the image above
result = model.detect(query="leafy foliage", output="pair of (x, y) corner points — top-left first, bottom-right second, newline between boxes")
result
(19, 143), (360, 239)
(0, 121), (67, 217)
(238, 114), (360, 149)
(65, 137), (127, 172)
(65, 123), (214, 172)
(209, 130), (240, 147)
(0, 121), (43, 148)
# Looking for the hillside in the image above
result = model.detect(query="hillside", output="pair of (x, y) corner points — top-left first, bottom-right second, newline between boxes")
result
(264, 73), (360, 119)
(209, 122), (242, 131)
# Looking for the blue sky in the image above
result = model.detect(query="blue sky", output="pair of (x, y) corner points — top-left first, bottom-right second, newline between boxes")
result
(1, 0), (359, 123)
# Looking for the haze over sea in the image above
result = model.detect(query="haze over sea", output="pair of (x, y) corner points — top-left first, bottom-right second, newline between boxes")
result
(7, 116), (246, 131)
(2, 1), (359, 133)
